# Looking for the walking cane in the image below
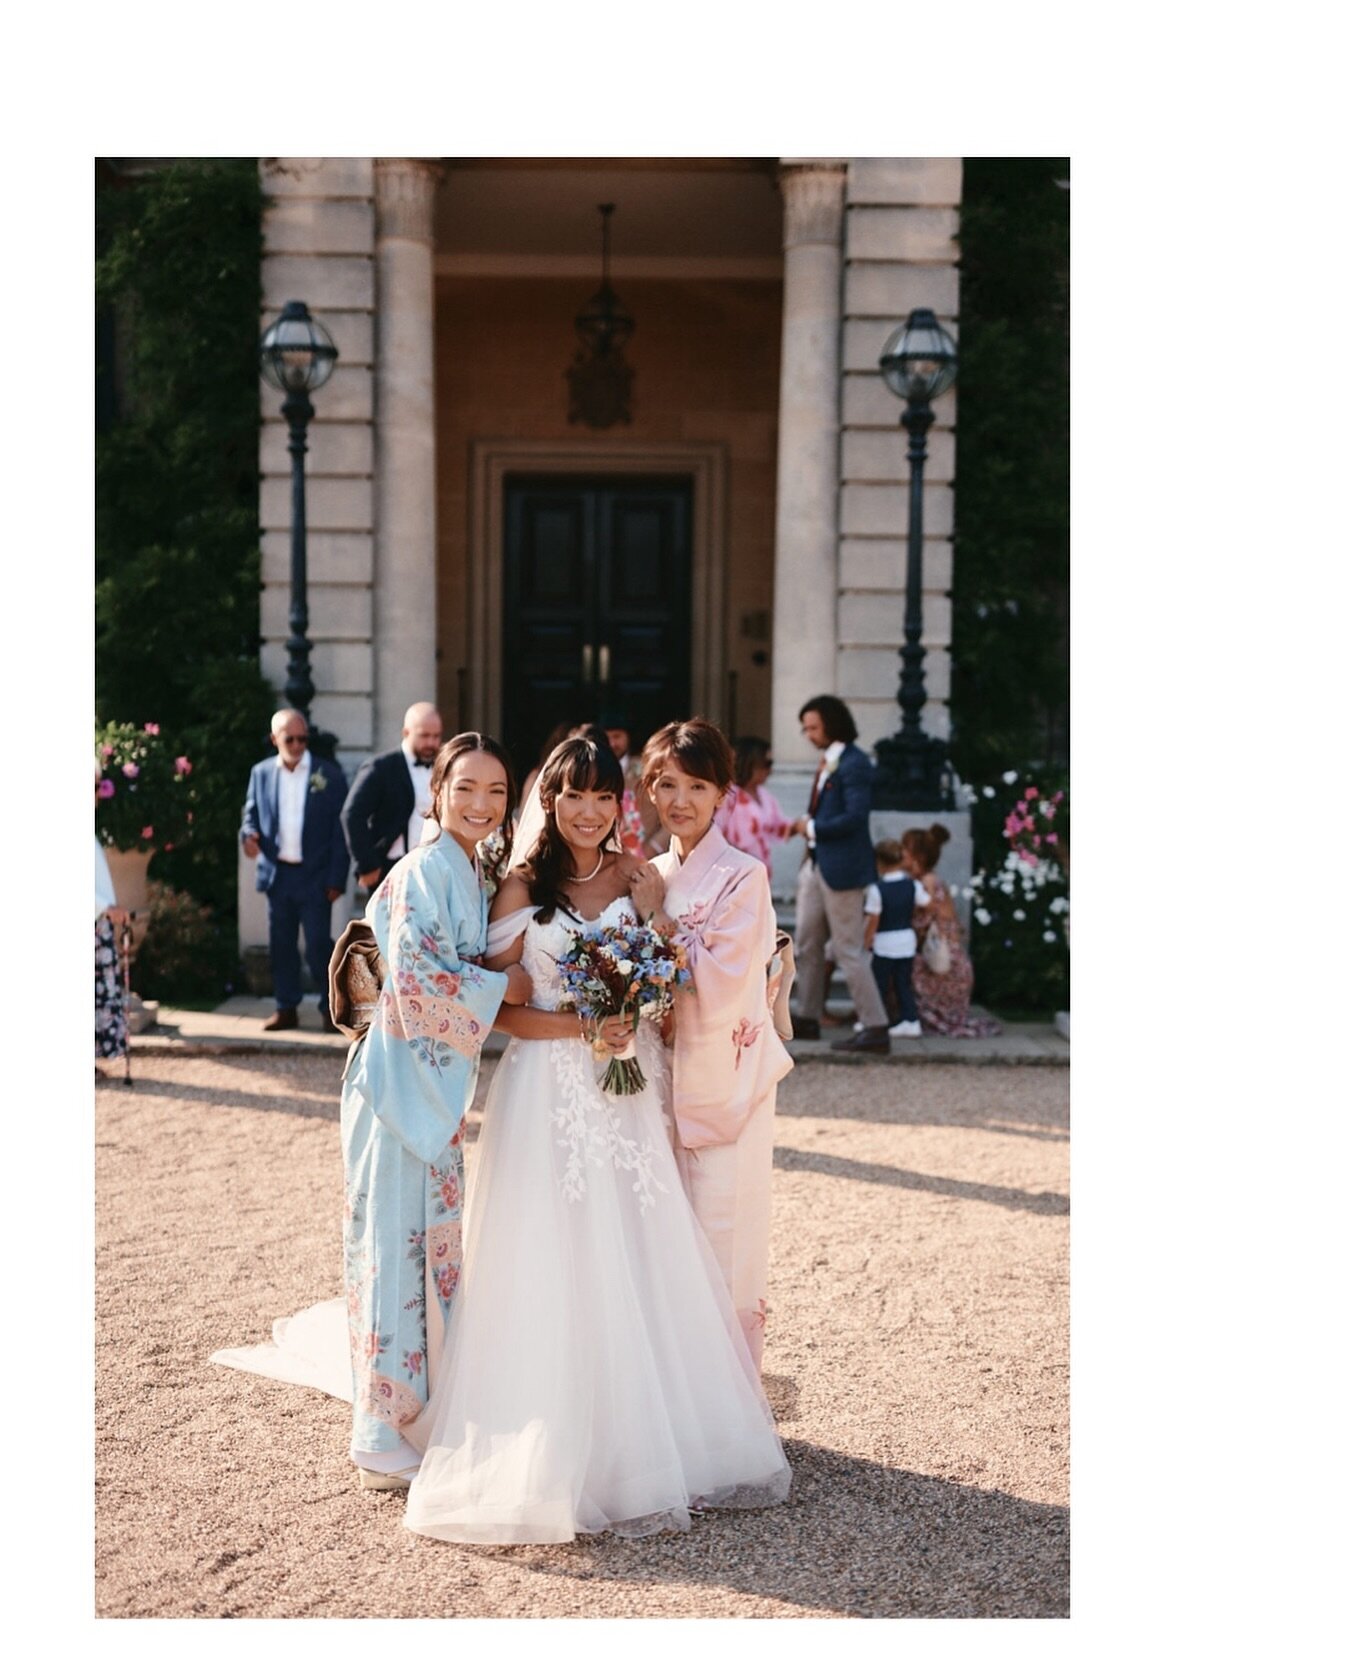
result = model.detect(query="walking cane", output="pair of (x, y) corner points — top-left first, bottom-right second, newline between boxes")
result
(119, 916), (134, 1087)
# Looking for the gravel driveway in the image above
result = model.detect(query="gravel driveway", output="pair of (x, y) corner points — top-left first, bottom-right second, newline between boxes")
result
(95, 1054), (1068, 1618)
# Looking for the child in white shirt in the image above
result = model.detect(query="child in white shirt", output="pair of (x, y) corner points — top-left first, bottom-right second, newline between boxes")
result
(862, 838), (932, 1038)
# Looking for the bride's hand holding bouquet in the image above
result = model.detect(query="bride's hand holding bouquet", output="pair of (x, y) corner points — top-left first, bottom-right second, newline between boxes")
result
(556, 915), (693, 1095)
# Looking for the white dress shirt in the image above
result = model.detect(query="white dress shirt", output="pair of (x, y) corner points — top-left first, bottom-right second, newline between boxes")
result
(805, 739), (846, 845)
(387, 741), (433, 862)
(276, 749), (312, 863)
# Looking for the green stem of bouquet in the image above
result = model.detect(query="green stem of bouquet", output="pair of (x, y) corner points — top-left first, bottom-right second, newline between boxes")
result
(599, 1005), (646, 1096)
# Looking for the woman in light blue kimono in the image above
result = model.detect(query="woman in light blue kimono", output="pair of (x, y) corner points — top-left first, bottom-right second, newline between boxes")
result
(340, 733), (530, 1489)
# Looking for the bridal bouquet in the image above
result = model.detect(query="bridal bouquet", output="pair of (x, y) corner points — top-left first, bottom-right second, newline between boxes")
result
(555, 915), (694, 1095)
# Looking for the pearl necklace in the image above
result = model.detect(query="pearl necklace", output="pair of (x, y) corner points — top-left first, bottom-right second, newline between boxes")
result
(565, 854), (605, 884)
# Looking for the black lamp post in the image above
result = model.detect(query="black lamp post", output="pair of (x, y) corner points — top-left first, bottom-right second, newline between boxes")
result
(871, 307), (959, 810)
(260, 300), (338, 729)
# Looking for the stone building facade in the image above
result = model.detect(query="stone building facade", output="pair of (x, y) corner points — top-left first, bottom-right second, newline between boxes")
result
(243, 156), (963, 946)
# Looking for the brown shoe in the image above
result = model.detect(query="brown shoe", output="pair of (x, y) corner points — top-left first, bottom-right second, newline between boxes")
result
(320, 1012), (341, 1035)
(839, 1025), (890, 1054)
(262, 1008), (299, 1032)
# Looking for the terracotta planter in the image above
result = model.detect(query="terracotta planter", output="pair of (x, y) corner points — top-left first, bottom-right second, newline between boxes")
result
(102, 845), (154, 952)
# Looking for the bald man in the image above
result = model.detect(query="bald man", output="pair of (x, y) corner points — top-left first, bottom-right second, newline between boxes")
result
(340, 702), (444, 891)
(240, 709), (350, 1031)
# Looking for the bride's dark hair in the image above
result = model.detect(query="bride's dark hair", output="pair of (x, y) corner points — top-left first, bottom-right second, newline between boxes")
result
(426, 732), (517, 889)
(527, 734), (625, 923)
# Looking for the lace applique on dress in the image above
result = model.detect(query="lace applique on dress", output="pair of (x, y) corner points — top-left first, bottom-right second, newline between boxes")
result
(524, 900), (671, 1213)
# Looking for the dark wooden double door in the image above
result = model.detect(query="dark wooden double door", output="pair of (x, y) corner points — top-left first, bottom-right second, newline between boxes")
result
(502, 476), (692, 775)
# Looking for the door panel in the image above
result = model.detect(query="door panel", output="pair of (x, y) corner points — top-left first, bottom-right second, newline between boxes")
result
(503, 476), (692, 777)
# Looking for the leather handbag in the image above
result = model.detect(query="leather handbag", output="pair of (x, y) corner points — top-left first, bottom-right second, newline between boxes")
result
(766, 930), (797, 1039)
(328, 918), (387, 1041)
(922, 921), (952, 977)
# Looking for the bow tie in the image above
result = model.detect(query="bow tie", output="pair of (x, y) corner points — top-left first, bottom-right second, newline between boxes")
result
(414, 756), (435, 768)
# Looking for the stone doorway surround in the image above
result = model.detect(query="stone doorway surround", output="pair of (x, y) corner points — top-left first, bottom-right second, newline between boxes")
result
(466, 438), (729, 740)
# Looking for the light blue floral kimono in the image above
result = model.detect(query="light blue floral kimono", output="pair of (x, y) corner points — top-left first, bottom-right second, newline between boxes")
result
(340, 832), (508, 1458)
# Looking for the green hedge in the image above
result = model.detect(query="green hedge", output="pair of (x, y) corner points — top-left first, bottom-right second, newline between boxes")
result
(95, 159), (275, 926)
(951, 159), (1070, 786)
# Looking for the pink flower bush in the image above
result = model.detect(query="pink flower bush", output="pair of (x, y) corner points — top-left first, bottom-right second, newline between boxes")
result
(95, 721), (198, 853)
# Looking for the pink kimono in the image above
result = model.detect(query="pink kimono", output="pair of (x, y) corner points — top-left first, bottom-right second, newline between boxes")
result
(654, 824), (793, 1368)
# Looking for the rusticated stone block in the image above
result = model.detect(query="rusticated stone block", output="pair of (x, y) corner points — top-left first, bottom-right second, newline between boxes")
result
(261, 420), (373, 477)
(846, 207), (960, 263)
(839, 538), (954, 592)
(262, 254), (375, 312)
(265, 199), (376, 256)
(262, 158), (374, 197)
(845, 261), (960, 320)
(846, 158), (962, 206)
(260, 476), (373, 534)
(261, 531), (375, 587)
(843, 373), (956, 429)
(840, 482), (954, 538)
(261, 581), (372, 640)
(838, 594), (953, 650)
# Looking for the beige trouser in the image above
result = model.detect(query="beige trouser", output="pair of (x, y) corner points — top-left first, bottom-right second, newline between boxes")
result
(674, 1092), (777, 1372)
(792, 857), (888, 1028)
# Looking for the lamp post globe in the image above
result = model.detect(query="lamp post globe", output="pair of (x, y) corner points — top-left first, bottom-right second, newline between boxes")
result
(872, 307), (958, 811)
(259, 301), (339, 733)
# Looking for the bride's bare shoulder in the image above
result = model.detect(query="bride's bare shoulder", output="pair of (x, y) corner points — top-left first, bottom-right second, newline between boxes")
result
(611, 853), (645, 888)
(491, 868), (535, 916)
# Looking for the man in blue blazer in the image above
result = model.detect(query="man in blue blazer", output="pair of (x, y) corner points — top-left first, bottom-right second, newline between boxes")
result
(788, 694), (890, 1054)
(240, 708), (351, 1031)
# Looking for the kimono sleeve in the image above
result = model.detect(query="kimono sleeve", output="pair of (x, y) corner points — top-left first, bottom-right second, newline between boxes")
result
(678, 864), (776, 1034)
(350, 857), (508, 1164)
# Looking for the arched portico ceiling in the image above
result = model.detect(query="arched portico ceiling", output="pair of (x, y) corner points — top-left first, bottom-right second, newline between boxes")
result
(434, 158), (783, 280)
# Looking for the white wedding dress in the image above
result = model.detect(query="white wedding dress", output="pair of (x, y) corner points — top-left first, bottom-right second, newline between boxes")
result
(402, 898), (791, 1545)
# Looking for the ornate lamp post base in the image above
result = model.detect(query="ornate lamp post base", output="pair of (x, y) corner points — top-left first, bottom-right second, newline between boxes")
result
(873, 731), (953, 812)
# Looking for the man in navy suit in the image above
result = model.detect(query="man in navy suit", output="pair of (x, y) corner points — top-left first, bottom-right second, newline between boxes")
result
(341, 701), (442, 891)
(240, 708), (350, 1032)
(788, 694), (890, 1054)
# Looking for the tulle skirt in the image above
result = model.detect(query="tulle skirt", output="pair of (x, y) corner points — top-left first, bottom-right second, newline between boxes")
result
(403, 1028), (791, 1546)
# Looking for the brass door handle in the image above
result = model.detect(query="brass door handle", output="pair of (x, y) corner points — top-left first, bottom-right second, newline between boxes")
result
(598, 643), (611, 684)
(581, 643), (594, 684)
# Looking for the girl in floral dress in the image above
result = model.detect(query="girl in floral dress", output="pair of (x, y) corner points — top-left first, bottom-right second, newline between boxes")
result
(903, 824), (1002, 1039)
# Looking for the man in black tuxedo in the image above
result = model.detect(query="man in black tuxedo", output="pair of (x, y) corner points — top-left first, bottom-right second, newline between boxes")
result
(788, 694), (890, 1054)
(341, 702), (443, 891)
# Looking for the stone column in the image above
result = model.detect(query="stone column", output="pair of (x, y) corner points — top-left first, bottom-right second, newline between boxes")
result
(374, 158), (441, 748)
(771, 162), (847, 771)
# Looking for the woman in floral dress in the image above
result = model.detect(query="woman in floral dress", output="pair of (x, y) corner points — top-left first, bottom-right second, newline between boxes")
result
(903, 824), (1002, 1039)
(714, 736), (791, 870)
(94, 838), (129, 1069)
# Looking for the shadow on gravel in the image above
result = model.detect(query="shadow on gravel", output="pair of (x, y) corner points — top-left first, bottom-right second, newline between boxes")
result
(496, 1438), (1068, 1618)
(104, 1077), (340, 1125)
(772, 1147), (1069, 1217)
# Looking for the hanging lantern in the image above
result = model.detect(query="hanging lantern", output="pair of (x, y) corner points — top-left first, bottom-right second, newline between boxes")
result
(567, 203), (635, 428)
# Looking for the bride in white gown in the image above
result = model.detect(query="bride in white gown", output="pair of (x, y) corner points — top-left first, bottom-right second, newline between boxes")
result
(403, 734), (790, 1544)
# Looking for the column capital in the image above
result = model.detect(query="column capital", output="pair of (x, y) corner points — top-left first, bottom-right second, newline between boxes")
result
(374, 158), (442, 243)
(777, 163), (847, 249)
